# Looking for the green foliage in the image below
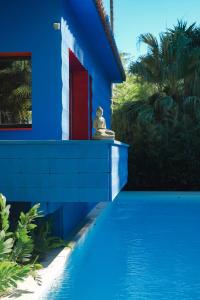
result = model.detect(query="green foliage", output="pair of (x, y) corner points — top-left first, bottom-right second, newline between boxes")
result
(0, 57), (32, 124)
(0, 194), (42, 295)
(130, 20), (200, 98)
(0, 231), (13, 260)
(113, 94), (200, 189)
(113, 75), (157, 106)
(113, 21), (200, 190)
(0, 194), (11, 233)
(113, 53), (157, 106)
(0, 195), (14, 261)
(33, 219), (66, 260)
(0, 261), (30, 294)
(0, 194), (66, 295)
(11, 204), (43, 264)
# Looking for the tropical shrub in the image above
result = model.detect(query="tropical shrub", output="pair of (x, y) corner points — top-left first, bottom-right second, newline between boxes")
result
(33, 218), (66, 260)
(130, 21), (200, 98)
(0, 261), (31, 294)
(113, 53), (157, 106)
(112, 21), (200, 190)
(0, 193), (68, 296)
(0, 194), (42, 296)
(113, 95), (200, 190)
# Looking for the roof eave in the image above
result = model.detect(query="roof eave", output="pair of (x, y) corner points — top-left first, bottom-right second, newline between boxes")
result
(93, 0), (126, 82)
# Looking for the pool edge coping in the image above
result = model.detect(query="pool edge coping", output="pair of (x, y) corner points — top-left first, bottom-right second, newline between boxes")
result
(3, 202), (108, 300)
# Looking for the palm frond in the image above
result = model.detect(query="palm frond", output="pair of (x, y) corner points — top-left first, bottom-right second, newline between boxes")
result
(139, 33), (159, 53)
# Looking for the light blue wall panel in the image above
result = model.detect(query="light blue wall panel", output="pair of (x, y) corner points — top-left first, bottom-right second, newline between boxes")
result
(0, 140), (128, 203)
(111, 143), (129, 200)
(1, 140), (128, 238)
(0, 141), (109, 158)
(1, 187), (109, 204)
(0, 158), (109, 174)
(0, 141), (111, 203)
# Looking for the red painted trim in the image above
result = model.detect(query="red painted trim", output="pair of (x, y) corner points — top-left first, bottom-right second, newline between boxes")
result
(0, 52), (31, 57)
(69, 49), (90, 140)
(71, 71), (89, 140)
(89, 76), (93, 140)
(69, 50), (86, 72)
(0, 128), (32, 131)
(69, 70), (73, 139)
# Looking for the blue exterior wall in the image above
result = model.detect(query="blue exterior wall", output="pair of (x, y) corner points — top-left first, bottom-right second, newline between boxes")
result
(0, 1), (126, 238)
(0, 0), (115, 141)
(61, 0), (112, 139)
(0, 140), (128, 238)
(61, 203), (96, 238)
(38, 202), (96, 239)
(0, 0), (63, 140)
(0, 140), (128, 203)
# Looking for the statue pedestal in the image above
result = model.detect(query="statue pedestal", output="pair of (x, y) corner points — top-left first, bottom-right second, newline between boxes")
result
(93, 135), (115, 140)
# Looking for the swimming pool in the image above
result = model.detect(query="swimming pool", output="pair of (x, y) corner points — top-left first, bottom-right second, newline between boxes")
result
(44, 192), (200, 300)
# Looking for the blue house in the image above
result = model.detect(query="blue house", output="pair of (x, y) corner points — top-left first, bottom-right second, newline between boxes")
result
(0, 0), (128, 237)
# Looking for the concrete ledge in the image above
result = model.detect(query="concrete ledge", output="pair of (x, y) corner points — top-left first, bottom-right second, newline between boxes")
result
(0, 140), (128, 147)
(3, 202), (108, 300)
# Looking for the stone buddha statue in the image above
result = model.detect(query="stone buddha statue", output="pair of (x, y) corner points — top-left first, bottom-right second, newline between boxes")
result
(93, 106), (115, 140)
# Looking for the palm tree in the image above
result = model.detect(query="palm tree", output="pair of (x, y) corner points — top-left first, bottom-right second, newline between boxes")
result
(113, 21), (200, 190)
(130, 21), (200, 98)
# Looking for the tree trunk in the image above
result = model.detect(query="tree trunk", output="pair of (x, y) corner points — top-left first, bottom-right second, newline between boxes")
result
(110, 0), (114, 33)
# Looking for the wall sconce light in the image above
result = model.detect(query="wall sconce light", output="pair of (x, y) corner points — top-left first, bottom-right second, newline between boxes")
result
(53, 23), (61, 30)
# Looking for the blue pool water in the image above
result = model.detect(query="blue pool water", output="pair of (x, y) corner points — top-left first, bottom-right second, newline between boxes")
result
(45, 192), (200, 300)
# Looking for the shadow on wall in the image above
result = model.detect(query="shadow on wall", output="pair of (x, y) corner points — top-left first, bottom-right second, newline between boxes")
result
(47, 202), (97, 239)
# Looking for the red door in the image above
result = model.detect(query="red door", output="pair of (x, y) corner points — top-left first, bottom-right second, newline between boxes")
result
(69, 51), (92, 140)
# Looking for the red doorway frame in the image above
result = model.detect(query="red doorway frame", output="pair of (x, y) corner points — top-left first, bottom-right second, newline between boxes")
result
(69, 50), (92, 140)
